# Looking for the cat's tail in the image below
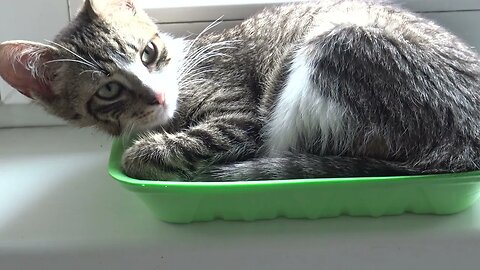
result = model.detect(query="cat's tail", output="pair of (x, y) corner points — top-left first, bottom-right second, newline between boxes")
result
(196, 154), (440, 181)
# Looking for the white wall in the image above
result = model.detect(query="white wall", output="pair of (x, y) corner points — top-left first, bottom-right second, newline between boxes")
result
(0, 0), (69, 104)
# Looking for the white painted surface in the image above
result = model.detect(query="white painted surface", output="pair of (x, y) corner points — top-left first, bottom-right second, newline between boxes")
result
(0, 103), (64, 127)
(425, 11), (480, 51)
(69, 0), (480, 21)
(399, 0), (480, 11)
(69, 0), (480, 37)
(0, 0), (69, 105)
(156, 21), (242, 38)
(1, 126), (480, 269)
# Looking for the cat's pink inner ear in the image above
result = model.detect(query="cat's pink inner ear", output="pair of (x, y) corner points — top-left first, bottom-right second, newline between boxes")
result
(0, 42), (54, 100)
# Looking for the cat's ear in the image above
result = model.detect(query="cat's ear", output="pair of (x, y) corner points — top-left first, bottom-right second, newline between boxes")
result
(86, 0), (137, 18)
(0, 41), (57, 100)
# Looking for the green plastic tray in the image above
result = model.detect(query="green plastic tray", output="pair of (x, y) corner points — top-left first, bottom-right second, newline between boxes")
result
(109, 139), (480, 223)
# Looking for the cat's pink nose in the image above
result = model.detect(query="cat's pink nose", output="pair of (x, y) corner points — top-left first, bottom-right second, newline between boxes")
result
(155, 92), (165, 105)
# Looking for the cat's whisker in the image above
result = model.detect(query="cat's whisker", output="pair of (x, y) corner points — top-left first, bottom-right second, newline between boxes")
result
(180, 68), (214, 83)
(183, 16), (224, 58)
(183, 32), (195, 40)
(180, 69), (216, 83)
(186, 49), (232, 65)
(179, 51), (232, 81)
(184, 40), (238, 59)
(179, 28), (239, 77)
(180, 49), (232, 75)
(45, 40), (100, 69)
(79, 69), (104, 79)
(45, 59), (97, 69)
(181, 41), (238, 66)
(179, 61), (213, 78)
(178, 79), (209, 88)
(180, 49), (213, 74)
(179, 40), (238, 79)
(179, 52), (230, 80)
(122, 122), (137, 147)
(87, 52), (104, 71)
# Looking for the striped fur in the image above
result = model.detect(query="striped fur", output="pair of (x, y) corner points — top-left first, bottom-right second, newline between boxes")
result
(1, 0), (480, 181)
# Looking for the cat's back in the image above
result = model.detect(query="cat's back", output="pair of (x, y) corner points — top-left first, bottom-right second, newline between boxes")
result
(211, 0), (462, 88)
(231, 0), (480, 167)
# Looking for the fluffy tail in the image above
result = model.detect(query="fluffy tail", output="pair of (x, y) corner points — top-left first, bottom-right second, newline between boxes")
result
(196, 154), (438, 181)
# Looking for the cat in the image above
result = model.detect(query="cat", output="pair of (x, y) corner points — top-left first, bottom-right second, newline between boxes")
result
(1, 0), (480, 181)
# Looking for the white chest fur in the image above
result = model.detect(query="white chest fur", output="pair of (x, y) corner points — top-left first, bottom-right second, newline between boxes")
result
(264, 51), (348, 156)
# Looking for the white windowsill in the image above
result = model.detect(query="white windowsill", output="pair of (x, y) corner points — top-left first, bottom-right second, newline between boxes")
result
(1, 126), (480, 270)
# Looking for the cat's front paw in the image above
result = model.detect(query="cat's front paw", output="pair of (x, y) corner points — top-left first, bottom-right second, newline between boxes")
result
(121, 135), (185, 181)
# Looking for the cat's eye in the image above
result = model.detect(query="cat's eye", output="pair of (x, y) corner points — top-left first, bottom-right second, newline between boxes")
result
(141, 41), (158, 67)
(96, 82), (124, 100)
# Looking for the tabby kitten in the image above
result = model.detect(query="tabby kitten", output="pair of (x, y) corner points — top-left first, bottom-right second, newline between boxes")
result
(1, 0), (480, 181)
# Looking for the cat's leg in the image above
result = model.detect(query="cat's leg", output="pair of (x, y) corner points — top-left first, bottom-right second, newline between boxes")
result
(121, 112), (260, 180)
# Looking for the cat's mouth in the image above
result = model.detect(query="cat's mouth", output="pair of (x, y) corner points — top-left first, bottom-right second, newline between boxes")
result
(128, 103), (171, 132)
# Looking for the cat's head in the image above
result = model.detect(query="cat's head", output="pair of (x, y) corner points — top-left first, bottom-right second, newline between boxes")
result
(0, 0), (184, 136)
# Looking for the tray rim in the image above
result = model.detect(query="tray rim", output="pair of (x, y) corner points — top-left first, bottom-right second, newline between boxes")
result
(109, 139), (480, 189)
